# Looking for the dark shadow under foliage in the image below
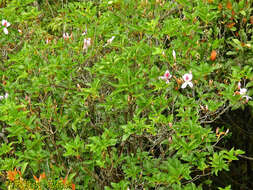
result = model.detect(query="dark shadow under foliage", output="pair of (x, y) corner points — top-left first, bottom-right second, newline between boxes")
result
(200, 106), (253, 189)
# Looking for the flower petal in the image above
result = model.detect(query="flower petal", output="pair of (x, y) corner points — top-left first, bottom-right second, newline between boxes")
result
(238, 82), (241, 89)
(6, 22), (10, 27)
(183, 73), (192, 82)
(188, 82), (193, 88)
(243, 95), (252, 101)
(181, 82), (188, 89)
(159, 76), (166, 80)
(164, 70), (172, 79)
(240, 88), (247, 95)
(3, 28), (8, 34)
(107, 36), (115, 44)
(172, 50), (176, 60)
(1, 19), (5, 26)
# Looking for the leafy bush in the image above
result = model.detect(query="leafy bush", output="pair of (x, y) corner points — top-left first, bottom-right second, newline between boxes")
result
(0, 0), (252, 189)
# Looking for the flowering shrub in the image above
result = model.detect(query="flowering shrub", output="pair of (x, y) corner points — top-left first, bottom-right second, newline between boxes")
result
(0, 0), (252, 189)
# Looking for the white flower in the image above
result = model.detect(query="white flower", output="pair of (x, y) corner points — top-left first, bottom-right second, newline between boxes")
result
(0, 93), (8, 100)
(159, 70), (172, 84)
(107, 36), (115, 44)
(2, 19), (10, 27)
(172, 49), (176, 61)
(238, 87), (252, 101)
(181, 73), (193, 88)
(2, 20), (10, 35)
(239, 88), (247, 95)
(3, 27), (8, 34)
(83, 38), (91, 50)
(243, 95), (252, 101)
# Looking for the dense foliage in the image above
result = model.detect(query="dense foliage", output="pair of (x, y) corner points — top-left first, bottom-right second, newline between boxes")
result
(0, 0), (252, 189)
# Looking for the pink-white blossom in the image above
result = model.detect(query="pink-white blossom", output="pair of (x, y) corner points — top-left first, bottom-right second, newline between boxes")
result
(243, 95), (252, 101)
(239, 88), (252, 101)
(83, 38), (91, 50)
(239, 88), (247, 95)
(3, 28), (8, 34)
(181, 73), (193, 89)
(237, 82), (252, 102)
(2, 19), (10, 34)
(159, 70), (172, 84)
(2, 19), (10, 27)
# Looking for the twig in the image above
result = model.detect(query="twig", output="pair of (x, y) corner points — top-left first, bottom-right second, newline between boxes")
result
(182, 172), (212, 184)
(200, 104), (231, 124)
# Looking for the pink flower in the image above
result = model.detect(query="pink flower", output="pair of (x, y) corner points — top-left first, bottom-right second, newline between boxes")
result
(2, 19), (10, 34)
(83, 38), (91, 50)
(181, 73), (193, 88)
(159, 70), (172, 84)
(2, 19), (10, 27)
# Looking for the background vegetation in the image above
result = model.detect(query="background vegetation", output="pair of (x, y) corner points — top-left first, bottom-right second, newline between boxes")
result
(0, 0), (252, 189)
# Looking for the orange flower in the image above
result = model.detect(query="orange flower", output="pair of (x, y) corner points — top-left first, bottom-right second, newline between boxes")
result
(226, 1), (232, 10)
(7, 168), (20, 181)
(210, 50), (217, 61)
(33, 175), (40, 183)
(218, 3), (222, 11)
(61, 175), (68, 185)
(72, 183), (76, 190)
(227, 22), (235, 28)
(7, 170), (17, 181)
(39, 172), (46, 180)
(33, 172), (46, 183)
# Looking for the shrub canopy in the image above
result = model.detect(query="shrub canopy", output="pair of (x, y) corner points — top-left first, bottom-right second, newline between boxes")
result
(0, 0), (252, 189)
